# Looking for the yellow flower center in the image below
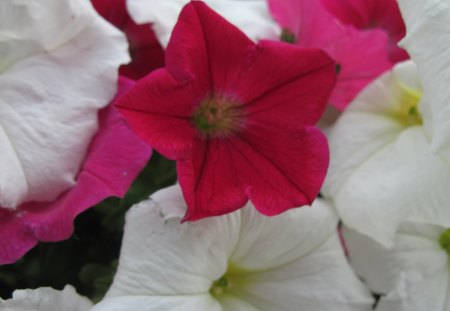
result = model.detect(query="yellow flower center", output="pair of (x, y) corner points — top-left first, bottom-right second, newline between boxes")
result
(439, 228), (450, 255)
(398, 82), (423, 126)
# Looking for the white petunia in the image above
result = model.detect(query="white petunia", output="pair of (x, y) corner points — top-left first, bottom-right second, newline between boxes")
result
(126, 0), (280, 48)
(0, 0), (129, 208)
(397, 0), (450, 162)
(322, 60), (450, 247)
(0, 285), (92, 311)
(344, 223), (450, 310)
(90, 185), (373, 311)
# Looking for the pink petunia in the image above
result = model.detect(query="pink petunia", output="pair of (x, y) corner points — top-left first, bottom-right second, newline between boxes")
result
(321, 0), (409, 63)
(92, 0), (165, 80)
(268, 0), (392, 110)
(117, 2), (335, 221)
(0, 78), (152, 264)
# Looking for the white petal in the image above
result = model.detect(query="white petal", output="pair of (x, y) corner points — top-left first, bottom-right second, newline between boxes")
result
(344, 224), (449, 311)
(323, 61), (450, 246)
(334, 126), (450, 246)
(106, 185), (240, 297)
(0, 0), (129, 208)
(127, 0), (280, 48)
(91, 295), (222, 311)
(0, 285), (92, 311)
(397, 0), (450, 161)
(228, 234), (373, 311)
(230, 199), (339, 270)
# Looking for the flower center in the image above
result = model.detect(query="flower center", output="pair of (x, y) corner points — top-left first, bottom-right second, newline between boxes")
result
(280, 28), (296, 44)
(439, 228), (450, 256)
(210, 275), (232, 297)
(398, 83), (423, 126)
(192, 96), (243, 138)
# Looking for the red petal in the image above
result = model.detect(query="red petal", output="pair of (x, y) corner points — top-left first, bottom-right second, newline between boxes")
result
(166, 1), (253, 94)
(116, 69), (201, 160)
(236, 125), (329, 216)
(178, 138), (248, 221)
(241, 41), (336, 126)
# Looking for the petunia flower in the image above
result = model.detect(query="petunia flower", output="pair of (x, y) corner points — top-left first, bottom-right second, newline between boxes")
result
(322, 60), (450, 247)
(344, 222), (450, 310)
(91, 0), (165, 80)
(117, 1), (336, 220)
(90, 185), (374, 311)
(321, 0), (408, 63)
(0, 1), (152, 264)
(0, 285), (92, 311)
(0, 78), (152, 264)
(396, 0), (450, 164)
(126, 0), (280, 48)
(268, 0), (392, 110)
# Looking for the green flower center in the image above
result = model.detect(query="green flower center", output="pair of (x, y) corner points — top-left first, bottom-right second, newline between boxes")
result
(280, 28), (296, 44)
(210, 275), (232, 297)
(193, 96), (243, 138)
(439, 228), (450, 255)
(398, 83), (423, 126)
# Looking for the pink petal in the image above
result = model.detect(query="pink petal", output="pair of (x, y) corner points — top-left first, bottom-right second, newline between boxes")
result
(268, 0), (392, 110)
(321, 0), (408, 63)
(0, 78), (152, 264)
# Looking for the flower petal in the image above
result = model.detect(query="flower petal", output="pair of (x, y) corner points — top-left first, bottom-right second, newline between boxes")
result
(397, 0), (450, 160)
(0, 285), (92, 311)
(238, 40), (336, 122)
(105, 185), (240, 297)
(344, 224), (449, 310)
(236, 127), (329, 216)
(0, 0), (129, 208)
(0, 79), (152, 264)
(116, 69), (199, 160)
(91, 295), (222, 311)
(127, 0), (279, 48)
(230, 199), (339, 269)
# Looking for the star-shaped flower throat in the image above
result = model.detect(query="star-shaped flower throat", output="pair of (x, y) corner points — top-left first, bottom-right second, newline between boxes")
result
(117, 1), (336, 220)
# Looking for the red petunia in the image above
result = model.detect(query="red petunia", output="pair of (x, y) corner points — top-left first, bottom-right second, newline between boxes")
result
(117, 2), (336, 220)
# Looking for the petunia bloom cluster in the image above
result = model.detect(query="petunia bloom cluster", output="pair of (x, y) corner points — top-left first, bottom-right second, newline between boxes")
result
(1, 0), (450, 310)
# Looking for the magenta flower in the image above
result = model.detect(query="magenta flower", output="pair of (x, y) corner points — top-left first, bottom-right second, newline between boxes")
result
(117, 2), (335, 221)
(321, 0), (408, 63)
(0, 79), (151, 264)
(92, 0), (165, 80)
(268, 0), (392, 110)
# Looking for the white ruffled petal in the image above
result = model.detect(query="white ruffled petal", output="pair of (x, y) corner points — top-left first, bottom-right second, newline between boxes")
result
(105, 185), (240, 297)
(344, 224), (449, 311)
(90, 295), (222, 311)
(397, 0), (450, 162)
(230, 199), (338, 270)
(229, 234), (373, 311)
(127, 0), (280, 48)
(0, 285), (92, 311)
(323, 61), (450, 247)
(0, 0), (129, 208)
